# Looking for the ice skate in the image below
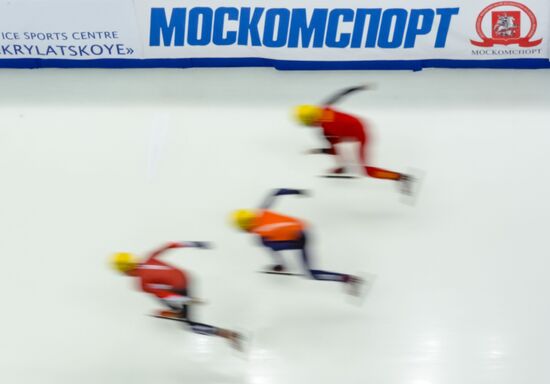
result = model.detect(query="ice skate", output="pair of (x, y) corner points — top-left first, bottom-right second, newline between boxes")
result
(398, 174), (415, 195)
(346, 275), (364, 297)
(270, 264), (286, 272)
(398, 168), (425, 205)
(258, 264), (303, 276)
(227, 331), (244, 352)
(321, 166), (357, 179)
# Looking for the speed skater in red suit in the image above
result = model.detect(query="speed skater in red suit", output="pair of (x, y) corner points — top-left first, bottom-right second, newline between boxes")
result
(111, 241), (242, 350)
(294, 85), (414, 194)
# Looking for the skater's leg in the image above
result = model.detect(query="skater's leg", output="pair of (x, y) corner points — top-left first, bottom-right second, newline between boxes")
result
(298, 233), (312, 270)
(267, 249), (286, 271)
(168, 287), (242, 349)
(186, 320), (222, 336)
(298, 234), (351, 283)
(309, 269), (351, 282)
(182, 303), (188, 320)
(324, 137), (347, 174)
(178, 288), (190, 320)
(359, 137), (403, 180)
(262, 238), (288, 271)
(158, 291), (191, 319)
(185, 320), (243, 350)
(364, 166), (403, 180)
(308, 265), (364, 296)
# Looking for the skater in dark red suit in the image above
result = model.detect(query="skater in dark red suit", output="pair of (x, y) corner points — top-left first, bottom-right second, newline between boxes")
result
(111, 241), (242, 350)
(295, 85), (413, 194)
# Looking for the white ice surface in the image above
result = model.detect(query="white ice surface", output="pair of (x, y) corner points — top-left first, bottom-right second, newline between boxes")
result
(0, 68), (549, 384)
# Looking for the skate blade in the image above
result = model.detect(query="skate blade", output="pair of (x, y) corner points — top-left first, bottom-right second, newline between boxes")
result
(230, 328), (253, 357)
(258, 270), (304, 277)
(349, 272), (377, 306)
(320, 174), (358, 179)
(150, 314), (187, 322)
(400, 167), (425, 206)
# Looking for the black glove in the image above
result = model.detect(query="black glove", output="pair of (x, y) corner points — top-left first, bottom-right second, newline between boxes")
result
(188, 241), (212, 249)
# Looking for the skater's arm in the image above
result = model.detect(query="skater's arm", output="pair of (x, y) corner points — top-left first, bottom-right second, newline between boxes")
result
(147, 241), (211, 261)
(308, 135), (338, 155)
(260, 188), (308, 209)
(322, 85), (369, 106)
(307, 147), (337, 155)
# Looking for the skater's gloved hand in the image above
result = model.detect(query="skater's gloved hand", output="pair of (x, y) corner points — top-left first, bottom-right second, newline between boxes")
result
(186, 241), (212, 249)
(359, 83), (374, 91)
(305, 148), (324, 155)
(275, 188), (310, 197)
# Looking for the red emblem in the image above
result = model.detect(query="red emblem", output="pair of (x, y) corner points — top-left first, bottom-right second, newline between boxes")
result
(471, 1), (542, 47)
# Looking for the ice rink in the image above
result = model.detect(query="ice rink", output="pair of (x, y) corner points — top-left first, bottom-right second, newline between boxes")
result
(0, 68), (549, 384)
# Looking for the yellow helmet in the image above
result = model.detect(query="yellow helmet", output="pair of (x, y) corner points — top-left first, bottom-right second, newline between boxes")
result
(111, 252), (138, 273)
(231, 209), (257, 231)
(294, 104), (323, 126)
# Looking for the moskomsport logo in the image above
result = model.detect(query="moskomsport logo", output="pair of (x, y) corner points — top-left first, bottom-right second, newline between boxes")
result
(471, 1), (542, 48)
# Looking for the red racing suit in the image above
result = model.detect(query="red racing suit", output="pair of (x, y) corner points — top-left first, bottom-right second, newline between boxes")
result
(316, 107), (401, 180)
(128, 242), (190, 300)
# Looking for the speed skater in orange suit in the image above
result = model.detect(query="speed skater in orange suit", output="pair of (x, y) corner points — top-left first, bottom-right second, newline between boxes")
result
(232, 188), (363, 296)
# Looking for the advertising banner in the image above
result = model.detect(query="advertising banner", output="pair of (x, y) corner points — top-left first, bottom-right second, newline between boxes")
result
(0, 0), (140, 61)
(0, 0), (548, 69)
